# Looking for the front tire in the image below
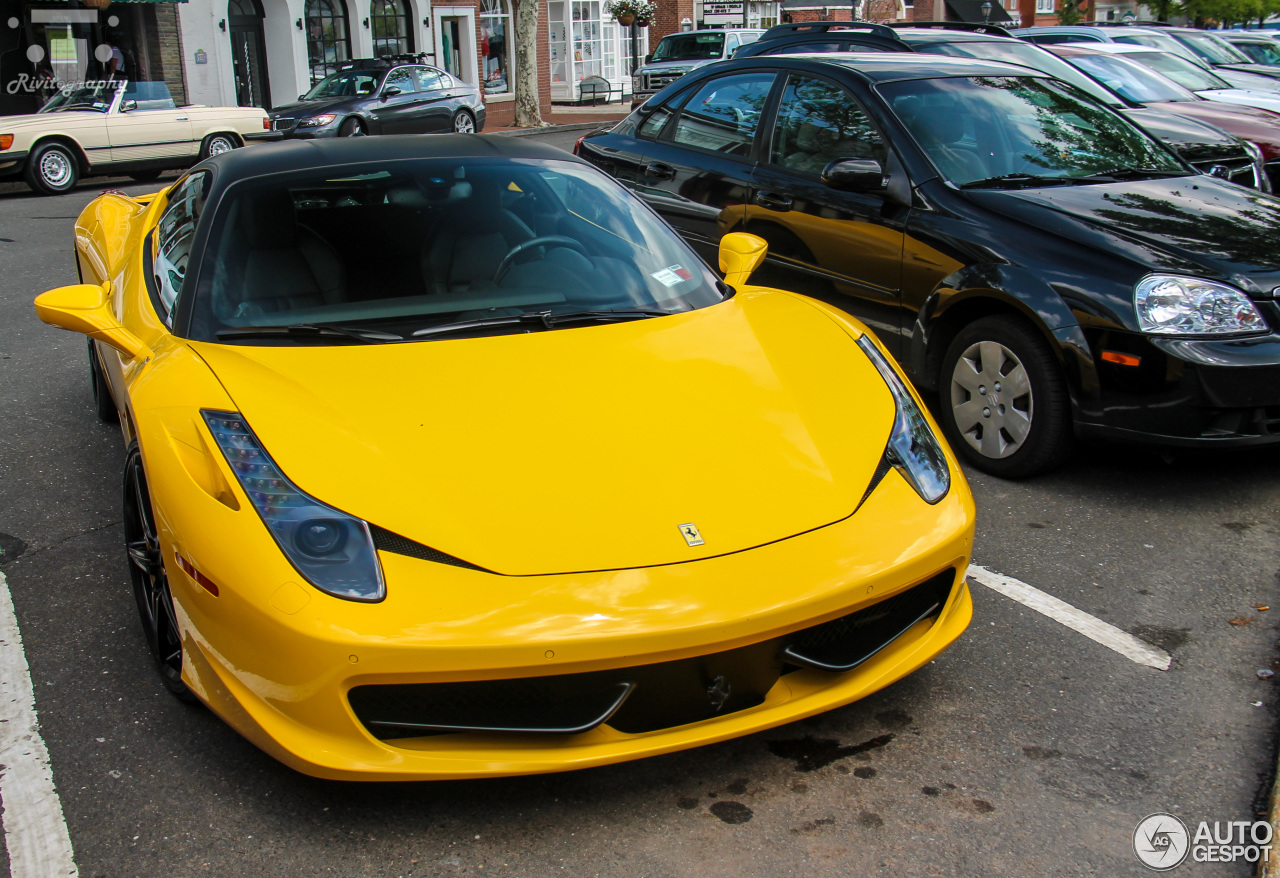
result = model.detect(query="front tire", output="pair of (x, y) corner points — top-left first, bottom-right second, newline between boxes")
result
(123, 444), (194, 701)
(25, 141), (78, 195)
(339, 117), (366, 137)
(452, 110), (476, 134)
(938, 315), (1072, 478)
(199, 133), (238, 160)
(88, 339), (118, 423)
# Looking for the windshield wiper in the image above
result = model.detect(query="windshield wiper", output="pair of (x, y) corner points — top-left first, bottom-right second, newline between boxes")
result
(1075, 167), (1192, 182)
(960, 173), (1072, 190)
(411, 308), (675, 339)
(215, 323), (402, 343)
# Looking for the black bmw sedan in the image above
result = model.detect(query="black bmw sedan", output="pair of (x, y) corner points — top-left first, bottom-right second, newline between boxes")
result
(269, 56), (485, 138)
(577, 53), (1280, 477)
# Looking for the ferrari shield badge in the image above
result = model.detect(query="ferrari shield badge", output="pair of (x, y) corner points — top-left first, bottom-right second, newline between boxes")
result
(679, 523), (704, 547)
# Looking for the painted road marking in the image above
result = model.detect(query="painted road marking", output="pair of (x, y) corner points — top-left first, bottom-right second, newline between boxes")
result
(0, 569), (78, 877)
(968, 564), (1172, 672)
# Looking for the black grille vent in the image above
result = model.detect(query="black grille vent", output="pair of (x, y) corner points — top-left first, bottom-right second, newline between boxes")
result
(370, 525), (490, 572)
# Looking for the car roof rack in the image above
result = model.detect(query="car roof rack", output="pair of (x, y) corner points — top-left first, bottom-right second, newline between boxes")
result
(889, 21), (1014, 37)
(758, 21), (901, 42)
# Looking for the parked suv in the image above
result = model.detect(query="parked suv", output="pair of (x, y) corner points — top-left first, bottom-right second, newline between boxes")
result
(577, 54), (1280, 476)
(268, 55), (485, 138)
(733, 22), (1267, 190)
(631, 29), (765, 107)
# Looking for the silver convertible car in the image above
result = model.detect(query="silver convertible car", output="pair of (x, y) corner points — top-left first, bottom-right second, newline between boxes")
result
(0, 80), (273, 195)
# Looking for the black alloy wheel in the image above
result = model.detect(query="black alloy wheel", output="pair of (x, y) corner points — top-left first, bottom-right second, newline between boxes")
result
(87, 339), (118, 423)
(123, 444), (194, 701)
(938, 314), (1073, 478)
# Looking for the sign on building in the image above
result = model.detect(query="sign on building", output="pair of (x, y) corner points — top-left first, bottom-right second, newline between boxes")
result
(703, 1), (746, 25)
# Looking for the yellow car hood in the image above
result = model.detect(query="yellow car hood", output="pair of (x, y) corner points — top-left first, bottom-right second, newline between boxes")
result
(189, 292), (896, 576)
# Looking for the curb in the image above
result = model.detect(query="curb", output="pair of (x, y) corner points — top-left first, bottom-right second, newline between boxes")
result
(492, 121), (618, 136)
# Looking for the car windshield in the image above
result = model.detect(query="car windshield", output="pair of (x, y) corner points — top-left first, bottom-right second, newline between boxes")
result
(1128, 51), (1234, 91)
(303, 69), (382, 99)
(1232, 39), (1280, 65)
(917, 39), (1127, 107)
(650, 33), (725, 62)
(189, 159), (726, 343)
(1067, 52), (1196, 103)
(881, 74), (1185, 187)
(39, 82), (119, 113)
(1173, 31), (1253, 64)
(1112, 33), (1196, 57)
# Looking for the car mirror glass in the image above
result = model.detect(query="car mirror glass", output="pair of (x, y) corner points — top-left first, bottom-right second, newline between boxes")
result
(822, 158), (887, 193)
(33, 283), (150, 361)
(382, 86), (402, 98)
(718, 232), (768, 290)
(121, 99), (137, 112)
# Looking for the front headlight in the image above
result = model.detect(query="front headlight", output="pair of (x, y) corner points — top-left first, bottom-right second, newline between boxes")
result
(1134, 274), (1267, 336)
(856, 336), (950, 504)
(297, 114), (337, 128)
(202, 410), (385, 602)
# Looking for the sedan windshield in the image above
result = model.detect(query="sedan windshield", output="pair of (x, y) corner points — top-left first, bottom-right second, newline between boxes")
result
(650, 32), (724, 62)
(303, 69), (382, 99)
(916, 40), (1127, 107)
(1231, 40), (1280, 66)
(1173, 32), (1253, 65)
(1067, 53), (1197, 103)
(881, 75), (1185, 187)
(189, 159), (726, 343)
(39, 82), (118, 113)
(1125, 51), (1234, 92)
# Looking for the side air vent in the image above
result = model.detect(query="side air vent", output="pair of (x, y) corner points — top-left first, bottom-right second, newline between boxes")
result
(369, 524), (490, 572)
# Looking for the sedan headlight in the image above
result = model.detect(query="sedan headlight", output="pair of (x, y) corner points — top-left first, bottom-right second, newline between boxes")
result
(856, 336), (950, 504)
(297, 114), (337, 128)
(202, 410), (385, 602)
(1134, 275), (1267, 336)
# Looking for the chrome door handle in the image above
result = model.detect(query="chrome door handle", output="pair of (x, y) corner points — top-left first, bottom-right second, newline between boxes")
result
(754, 191), (792, 211)
(644, 161), (675, 180)
(175, 116), (189, 121)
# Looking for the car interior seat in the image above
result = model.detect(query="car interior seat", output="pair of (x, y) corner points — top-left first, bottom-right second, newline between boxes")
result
(420, 179), (536, 294)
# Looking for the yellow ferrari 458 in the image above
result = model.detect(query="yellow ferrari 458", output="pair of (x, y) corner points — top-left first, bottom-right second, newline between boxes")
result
(34, 137), (974, 780)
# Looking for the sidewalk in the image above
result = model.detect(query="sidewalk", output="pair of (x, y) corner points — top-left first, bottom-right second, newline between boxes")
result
(487, 102), (630, 134)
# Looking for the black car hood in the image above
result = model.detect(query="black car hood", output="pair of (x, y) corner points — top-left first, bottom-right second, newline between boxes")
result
(269, 96), (357, 117)
(967, 177), (1280, 293)
(1121, 106), (1245, 163)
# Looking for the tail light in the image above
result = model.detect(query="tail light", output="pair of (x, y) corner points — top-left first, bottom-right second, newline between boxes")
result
(262, 118), (271, 130)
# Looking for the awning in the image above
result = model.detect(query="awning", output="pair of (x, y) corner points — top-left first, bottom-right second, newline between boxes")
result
(944, 0), (1015, 22)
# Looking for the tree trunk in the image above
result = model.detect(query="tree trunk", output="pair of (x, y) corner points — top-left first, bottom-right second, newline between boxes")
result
(514, 0), (544, 127)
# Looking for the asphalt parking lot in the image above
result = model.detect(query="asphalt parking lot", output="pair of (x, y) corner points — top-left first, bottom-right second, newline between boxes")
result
(0, 132), (1278, 877)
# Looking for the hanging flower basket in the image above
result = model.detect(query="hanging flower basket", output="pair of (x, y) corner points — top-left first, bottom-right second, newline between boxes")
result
(605, 0), (656, 27)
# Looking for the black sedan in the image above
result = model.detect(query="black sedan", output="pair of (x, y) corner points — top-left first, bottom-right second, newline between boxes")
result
(577, 53), (1280, 477)
(269, 56), (485, 138)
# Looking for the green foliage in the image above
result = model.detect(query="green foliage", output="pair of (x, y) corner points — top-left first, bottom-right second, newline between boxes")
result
(1175, 0), (1280, 26)
(1056, 0), (1083, 24)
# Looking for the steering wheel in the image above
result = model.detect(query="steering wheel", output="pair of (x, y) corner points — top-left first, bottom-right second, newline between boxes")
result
(492, 235), (589, 284)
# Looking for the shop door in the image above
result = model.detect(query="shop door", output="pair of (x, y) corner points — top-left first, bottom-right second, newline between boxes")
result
(229, 0), (271, 108)
(440, 18), (463, 77)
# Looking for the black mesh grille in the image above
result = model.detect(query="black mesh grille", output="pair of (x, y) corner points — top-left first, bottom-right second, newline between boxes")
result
(784, 569), (956, 671)
(370, 525), (489, 572)
(348, 568), (958, 741)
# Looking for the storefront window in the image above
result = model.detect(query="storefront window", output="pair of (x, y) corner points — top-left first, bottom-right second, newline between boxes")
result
(306, 0), (352, 84)
(371, 0), (411, 57)
(747, 2), (780, 28)
(480, 0), (511, 95)
(548, 1), (646, 98)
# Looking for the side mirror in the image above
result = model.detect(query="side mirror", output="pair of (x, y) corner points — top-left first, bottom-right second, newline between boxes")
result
(382, 86), (402, 99)
(718, 232), (768, 290)
(121, 99), (138, 112)
(644, 54), (653, 64)
(34, 283), (150, 361)
(822, 158), (887, 193)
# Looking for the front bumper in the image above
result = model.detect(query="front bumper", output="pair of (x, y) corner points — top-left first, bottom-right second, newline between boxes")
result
(1074, 322), (1280, 446)
(158, 447), (974, 781)
(0, 150), (29, 179)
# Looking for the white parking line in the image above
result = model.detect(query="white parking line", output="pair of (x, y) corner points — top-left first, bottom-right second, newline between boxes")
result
(968, 564), (1172, 672)
(0, 569), (78, 878)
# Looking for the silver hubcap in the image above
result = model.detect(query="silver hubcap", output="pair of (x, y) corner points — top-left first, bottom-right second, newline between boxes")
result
(950, 340), (1033, 460)
(208, 137), (234, 155)
(454, 114), (474, 133)
(343, 123), (364, 137)
(40, 150), (72, 187)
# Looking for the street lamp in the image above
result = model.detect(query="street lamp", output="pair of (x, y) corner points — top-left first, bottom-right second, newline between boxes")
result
(981, 0), (993, 22)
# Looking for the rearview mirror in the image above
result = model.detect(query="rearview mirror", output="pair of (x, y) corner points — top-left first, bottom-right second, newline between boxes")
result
(34, 283), (150, 361)
(718, 232), (768, 290)
(822, 158), (886, 193)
